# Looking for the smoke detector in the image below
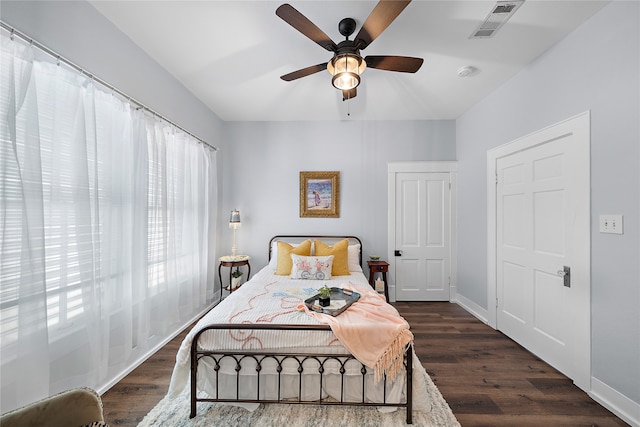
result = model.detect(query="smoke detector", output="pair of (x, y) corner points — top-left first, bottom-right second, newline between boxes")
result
(470, 0), (524, 39)
(457, 66), (478, 78)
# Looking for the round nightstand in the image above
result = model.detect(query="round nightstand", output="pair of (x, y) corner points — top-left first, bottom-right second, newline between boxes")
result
(218, 255), (251, 301)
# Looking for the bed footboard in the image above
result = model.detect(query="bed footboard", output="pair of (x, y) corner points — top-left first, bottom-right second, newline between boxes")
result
(190, 324), (413, 424)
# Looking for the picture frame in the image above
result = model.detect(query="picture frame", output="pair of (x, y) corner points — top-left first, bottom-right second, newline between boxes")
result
(299, 171), (340, 218)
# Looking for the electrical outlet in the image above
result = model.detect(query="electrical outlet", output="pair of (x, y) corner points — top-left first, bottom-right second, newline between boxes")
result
(599, 214), (623, 234)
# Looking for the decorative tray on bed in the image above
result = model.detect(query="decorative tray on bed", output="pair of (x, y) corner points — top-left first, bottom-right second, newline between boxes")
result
(304, 287), (361, 317)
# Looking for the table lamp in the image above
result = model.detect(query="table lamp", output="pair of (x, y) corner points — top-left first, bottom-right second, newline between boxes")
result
(229, 210), (241, 256)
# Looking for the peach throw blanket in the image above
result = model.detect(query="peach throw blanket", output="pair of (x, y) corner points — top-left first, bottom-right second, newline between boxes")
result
(299, 282), (413, 382)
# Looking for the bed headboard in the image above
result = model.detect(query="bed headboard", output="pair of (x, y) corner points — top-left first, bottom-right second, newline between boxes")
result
(268, 235), (363, 267)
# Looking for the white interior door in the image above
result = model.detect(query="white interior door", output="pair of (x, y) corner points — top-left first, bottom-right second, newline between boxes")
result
(492, 112), (590, 389)
(394, 172), (450, 301)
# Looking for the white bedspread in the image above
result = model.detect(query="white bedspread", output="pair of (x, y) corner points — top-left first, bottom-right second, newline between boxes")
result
(168, 267), (367, 395)
(167, 266), (431, 413)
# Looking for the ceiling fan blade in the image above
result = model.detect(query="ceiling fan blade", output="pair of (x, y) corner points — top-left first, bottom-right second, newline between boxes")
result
(365, 55), (423, 73)
(276, 4), (337, 52)
(280, 63), (328, 81)
(342, 88), (357, 101)
(355, 0), (411, 50)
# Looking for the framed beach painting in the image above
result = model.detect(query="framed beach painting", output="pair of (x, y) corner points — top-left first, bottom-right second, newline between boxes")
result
(299, 171), (340, 218)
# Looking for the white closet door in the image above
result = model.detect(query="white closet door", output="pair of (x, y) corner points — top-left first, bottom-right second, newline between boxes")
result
(494, 113), (590, 388)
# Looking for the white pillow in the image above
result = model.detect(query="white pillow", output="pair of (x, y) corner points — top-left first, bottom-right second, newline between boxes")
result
(268, 241), (278, 269)
(290, 255), (334, 280)
(348, 244), (363, 272)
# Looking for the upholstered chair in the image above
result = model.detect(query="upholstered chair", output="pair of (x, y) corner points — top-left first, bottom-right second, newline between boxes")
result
(0, 387), (106, 427)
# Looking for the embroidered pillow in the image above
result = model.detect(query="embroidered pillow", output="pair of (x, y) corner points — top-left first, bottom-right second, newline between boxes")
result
(275, 240), (312, 275)
(290, 255), (334, 280)
(314, 239), (350, 276)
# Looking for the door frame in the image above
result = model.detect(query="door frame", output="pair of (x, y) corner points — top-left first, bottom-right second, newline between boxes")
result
(388, 161), (458, 302)
(486, 111), (591, 391)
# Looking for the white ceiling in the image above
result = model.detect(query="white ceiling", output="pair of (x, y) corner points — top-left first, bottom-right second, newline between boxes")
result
(89, 1), (608, 122)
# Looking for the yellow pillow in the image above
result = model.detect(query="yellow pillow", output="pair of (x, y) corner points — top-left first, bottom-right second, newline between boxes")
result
(275, 240), (312, 275)
(314, 239), (350, 276)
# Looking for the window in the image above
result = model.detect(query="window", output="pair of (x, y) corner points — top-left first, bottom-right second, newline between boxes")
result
(0, 31), (218, 413)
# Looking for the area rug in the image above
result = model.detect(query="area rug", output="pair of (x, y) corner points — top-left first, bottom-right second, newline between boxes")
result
(137, 373), (460, 427)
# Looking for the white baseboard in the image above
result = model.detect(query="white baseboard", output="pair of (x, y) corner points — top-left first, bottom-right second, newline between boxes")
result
(590, 377), (640, 427)
(451, 293), (489, 324)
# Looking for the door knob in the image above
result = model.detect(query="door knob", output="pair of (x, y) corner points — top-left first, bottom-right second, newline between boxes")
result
(557, 266), (570, 287)
(394, 250), (402, 257)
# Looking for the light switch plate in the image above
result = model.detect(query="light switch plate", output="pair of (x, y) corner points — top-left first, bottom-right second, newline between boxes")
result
(599, 214), (623, 234)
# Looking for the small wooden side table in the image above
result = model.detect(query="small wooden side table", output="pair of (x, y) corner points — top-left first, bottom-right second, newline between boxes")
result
(367, 260), (389, 303)
(218, 255), (251, 301)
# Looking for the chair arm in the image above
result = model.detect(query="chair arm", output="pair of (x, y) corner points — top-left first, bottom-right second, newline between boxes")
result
(0, 387), (104, 427)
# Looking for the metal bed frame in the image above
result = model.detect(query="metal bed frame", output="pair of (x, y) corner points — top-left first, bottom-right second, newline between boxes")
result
(188, 235), (414, 424)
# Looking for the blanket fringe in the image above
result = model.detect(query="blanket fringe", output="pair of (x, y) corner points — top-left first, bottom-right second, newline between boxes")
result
(373, 329), (413, 383)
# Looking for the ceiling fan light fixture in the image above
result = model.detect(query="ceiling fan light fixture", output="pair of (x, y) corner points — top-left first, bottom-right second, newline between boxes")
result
(276, 2), (423, 101)
(332, 71), (360, 91)
(328, 53), (366, 90)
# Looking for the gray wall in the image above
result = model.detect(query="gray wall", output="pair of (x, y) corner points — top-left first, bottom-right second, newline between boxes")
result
(456, 1), (639, 404)
(221, 120), (456, 269)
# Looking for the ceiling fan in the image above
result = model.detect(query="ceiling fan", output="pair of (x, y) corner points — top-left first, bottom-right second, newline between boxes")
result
(276, 1), (424, 101)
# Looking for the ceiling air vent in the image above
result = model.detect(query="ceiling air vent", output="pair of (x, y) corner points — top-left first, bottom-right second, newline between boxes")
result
(470, 0), (524, 39)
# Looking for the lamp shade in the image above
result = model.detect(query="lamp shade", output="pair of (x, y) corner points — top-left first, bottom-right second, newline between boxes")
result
(229, 209), (241, 226)
(327, 54), (366, 91)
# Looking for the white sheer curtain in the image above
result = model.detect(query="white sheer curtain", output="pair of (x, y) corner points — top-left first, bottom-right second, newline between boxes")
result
(0, 32), (218, 413)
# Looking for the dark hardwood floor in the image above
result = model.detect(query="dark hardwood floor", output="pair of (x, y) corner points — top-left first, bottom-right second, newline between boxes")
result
(101, 301), (629, 426)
